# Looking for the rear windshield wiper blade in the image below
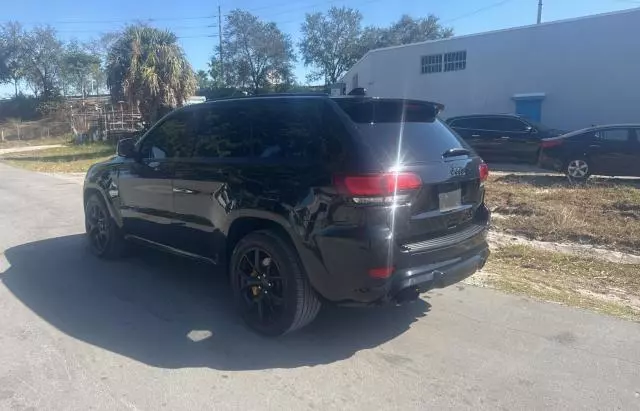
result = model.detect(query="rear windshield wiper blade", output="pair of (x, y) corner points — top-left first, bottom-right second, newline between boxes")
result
(442, 147), (470, 158)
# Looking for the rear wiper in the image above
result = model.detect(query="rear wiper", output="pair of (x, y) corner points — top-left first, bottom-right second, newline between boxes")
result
(442, 147), (470, 158)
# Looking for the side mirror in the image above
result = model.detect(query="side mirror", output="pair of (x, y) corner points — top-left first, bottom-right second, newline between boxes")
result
(526, 126), (538, 134)
(117, 138), (137, 159)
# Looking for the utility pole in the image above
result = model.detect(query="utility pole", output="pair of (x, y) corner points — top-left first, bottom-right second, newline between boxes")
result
(537, 0), (543, 24)
(218, 4), (224, 84)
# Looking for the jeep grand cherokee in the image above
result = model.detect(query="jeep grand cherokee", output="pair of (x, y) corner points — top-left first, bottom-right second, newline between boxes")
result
(83, 94), (490, 335)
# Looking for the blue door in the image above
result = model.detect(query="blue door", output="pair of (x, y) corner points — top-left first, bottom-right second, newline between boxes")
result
(512, 94), (545, 122)
(515, 99), (542, 122)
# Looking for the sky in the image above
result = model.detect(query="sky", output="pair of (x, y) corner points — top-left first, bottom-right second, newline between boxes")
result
(1, 0), (639, 97)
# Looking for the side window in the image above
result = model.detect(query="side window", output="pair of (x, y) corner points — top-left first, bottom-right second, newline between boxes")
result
(250, 99), (325, 161)
(500, 118), (530, 132)
(595, 129), (630, 142)
(192, 103), (251, 158)
(139, 111), (195, 160)
(476, 117), (502, 131)
(192, 99), (329, 161)
(449, 118), (474, 129)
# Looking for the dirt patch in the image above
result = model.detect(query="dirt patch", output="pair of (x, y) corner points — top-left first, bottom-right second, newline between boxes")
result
(487, 231), (640, 265)
(477, 244), (640, 321)
(486, 173), (640, 254)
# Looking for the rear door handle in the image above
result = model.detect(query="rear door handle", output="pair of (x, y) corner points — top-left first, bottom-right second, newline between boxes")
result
(589, 145), (601, 149)
(173, 187), (197, 195)
(500, 136), (511, 140)
(471, 134), (480, 138)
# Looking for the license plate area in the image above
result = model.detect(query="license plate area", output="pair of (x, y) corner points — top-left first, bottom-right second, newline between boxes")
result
(439, 188), (462, 212)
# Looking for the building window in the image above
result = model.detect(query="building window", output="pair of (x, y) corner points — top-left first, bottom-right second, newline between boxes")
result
(421, 54), (442, 74)
(444, 51), (467, 72)
(352, 73), (358, 89)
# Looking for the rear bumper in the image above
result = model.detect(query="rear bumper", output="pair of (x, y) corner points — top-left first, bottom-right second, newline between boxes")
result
(538, 152), (564, 172)
(386, 246), (489, 303)
(303, 205), (491, 305)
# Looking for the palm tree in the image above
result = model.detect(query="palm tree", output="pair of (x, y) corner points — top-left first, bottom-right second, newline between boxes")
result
(106, 26), (196, 125)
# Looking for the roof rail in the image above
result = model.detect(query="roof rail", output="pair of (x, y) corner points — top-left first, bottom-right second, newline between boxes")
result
(205, 92), (328, 102)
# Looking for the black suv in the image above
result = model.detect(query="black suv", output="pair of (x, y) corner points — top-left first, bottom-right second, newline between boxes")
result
(446, 114), (565, 163)
(83, 95), (490, 335)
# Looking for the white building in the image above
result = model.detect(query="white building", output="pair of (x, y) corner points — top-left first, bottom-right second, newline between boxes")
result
(340, 8), (640, 131)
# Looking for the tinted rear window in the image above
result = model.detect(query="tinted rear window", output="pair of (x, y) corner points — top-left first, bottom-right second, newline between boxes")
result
(333, 99), (469, 164)
(333, 99), (439, 123)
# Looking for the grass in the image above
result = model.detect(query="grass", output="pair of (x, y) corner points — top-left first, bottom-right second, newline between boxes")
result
(0, 135), (73, 149)
(0, 142), (116, 173)
(486, 174), (640, 254)
(484, 244), (640, 321)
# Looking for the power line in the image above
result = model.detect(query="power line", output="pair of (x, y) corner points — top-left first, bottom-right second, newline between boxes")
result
(1, 15), (216, 25)
(247, 0), (383, 20)
(442, 0), (518, 24)
(177, 34), (219, 39)
(56, 24), (218, 34)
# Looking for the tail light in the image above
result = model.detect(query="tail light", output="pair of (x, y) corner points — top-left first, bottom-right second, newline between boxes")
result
(368, 267), (394, 279)
(541, 139), (563, 149)
(334, 172), (422, 204)
(479, 163), (489, 182)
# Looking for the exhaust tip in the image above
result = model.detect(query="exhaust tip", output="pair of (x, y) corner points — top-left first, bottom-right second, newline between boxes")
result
(395, 287), (420, 304)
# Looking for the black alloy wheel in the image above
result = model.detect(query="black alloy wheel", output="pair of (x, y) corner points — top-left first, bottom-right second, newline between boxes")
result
(84, 194), (126, 259)
(230, 230), (321, 336)
(86, 200), (110, 254)
(235, 248), (285, 326)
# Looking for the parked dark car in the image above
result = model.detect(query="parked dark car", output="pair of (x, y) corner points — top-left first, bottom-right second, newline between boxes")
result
(83, 94), (491, 335)
(445, 114), (565, 164)
(539, 124), (640, 180)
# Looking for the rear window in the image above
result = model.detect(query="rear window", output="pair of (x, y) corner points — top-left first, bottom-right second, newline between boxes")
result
(333, 99), (440, 123)
(333, 99), (469, 164)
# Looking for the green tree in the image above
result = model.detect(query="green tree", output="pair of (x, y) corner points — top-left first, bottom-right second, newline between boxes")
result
(208, 56), (226, 87)
(219, 10), (296, 94)
(60, 40), (102, 97)
(22, 26), (64, 100)
(196, 69), (213, 90)
(0, 22), (27, 97)
(360, 14), (453, 54)
(105, 25), (197, 125)
(299, 7), (363, 85)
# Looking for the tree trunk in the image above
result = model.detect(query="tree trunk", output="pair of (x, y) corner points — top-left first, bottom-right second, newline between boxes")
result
(13, 80), (18, 98)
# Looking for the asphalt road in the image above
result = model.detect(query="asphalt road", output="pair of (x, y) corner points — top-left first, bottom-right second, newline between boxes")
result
(0, 163), (639, 410)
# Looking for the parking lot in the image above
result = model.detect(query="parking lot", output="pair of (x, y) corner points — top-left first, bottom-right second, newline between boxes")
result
(1, 163), (639, 410)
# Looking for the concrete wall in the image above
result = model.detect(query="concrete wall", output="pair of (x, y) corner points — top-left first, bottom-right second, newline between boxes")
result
(343, 9), (640, 131)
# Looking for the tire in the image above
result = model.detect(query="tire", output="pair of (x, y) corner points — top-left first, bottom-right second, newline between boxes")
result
(84, 193), (127, 259)
(566, 158), (591, 181)
(229, 230), (321, 336)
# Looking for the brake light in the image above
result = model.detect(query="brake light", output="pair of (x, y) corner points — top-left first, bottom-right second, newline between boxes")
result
(334, 172), (422, 196)
(368, 267), (394, 279)
(479, 163), (489, 182)
(541, 139), (563, 148)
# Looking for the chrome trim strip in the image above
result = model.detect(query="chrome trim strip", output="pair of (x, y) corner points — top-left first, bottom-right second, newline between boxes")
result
(402, 224), (486, 252)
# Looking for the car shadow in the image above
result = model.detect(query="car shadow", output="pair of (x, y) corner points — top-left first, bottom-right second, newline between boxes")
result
(0, 235), (429, 371)
(493, 173), (640, 188)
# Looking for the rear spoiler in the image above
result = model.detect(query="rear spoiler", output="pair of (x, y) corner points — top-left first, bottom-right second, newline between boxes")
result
(345, 88), (445, 114)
